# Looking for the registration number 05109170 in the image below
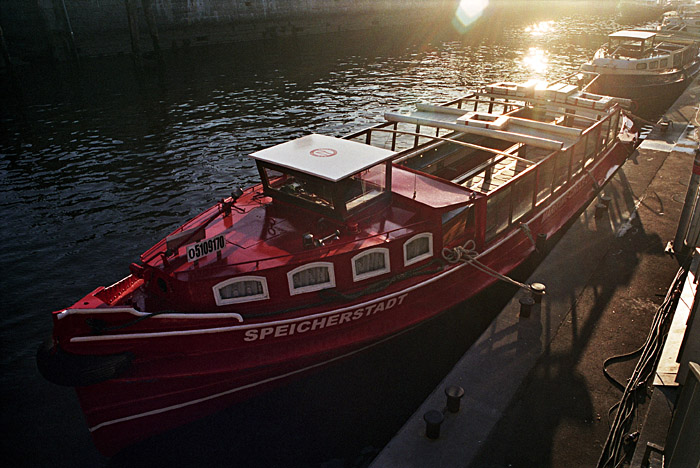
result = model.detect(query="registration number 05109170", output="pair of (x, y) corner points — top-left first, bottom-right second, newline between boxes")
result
(186, 234), (226, 262)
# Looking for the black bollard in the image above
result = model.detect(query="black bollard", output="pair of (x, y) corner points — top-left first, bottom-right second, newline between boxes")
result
(423, 410), (444, 440)
(519, 296), (535, 318)
(536, 233), (547, 253)
(445, 386), (465, 413)
(595, 202), (607, 219)
(530, 283), (546, 304)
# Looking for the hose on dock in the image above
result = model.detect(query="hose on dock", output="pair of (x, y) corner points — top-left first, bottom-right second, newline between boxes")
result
(596, 263), (688, 468)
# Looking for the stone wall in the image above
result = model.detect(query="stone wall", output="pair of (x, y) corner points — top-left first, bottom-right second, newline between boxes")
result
(1, 0), (457, 62)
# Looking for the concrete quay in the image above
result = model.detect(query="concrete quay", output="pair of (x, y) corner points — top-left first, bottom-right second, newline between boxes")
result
(370, 77), (700, 468)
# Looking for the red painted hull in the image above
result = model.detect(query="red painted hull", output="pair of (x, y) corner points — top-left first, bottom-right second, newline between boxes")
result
(54, 141), (629, 456)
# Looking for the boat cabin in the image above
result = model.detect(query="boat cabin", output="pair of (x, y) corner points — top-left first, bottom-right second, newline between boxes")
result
(606, 30), (657, 59)
(251, 134), (395, 220)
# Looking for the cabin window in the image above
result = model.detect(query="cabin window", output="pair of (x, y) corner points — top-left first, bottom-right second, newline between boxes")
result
(213, 276), (269, 306)
(512, 171), (535, 224)
(342, 164), (387, 212)
(659, 58), (668, 68)
(264, 166), (335, 209)
(404, 233), (433, 266)
(485, 187), (511, 242)
(288, 262), (336, 295)
(636, 63), (647, 70)
(536, 157), (555, 205)
(673, 53), (682, 67)
(442, 205), (474, 247)
(352, 248), (390, 281)
(649, 61), (658, 69)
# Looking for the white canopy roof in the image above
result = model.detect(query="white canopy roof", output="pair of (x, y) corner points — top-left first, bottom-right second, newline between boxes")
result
(609, 30), (656, 40)
(250, 134), (396, 182)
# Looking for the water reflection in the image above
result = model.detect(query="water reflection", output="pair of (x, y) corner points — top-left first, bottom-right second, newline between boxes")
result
(526, 20), (555, 37)
(521, 47), (550, 76)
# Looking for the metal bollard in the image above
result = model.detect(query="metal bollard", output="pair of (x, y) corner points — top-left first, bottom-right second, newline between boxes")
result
(530, 282), (546, 304)
(445, 386), (465, 413)
(536, 233), (547, 252)
(423, 410), (444, 440)
(519, 296), (535, 318)
(594, 202), (607, 219)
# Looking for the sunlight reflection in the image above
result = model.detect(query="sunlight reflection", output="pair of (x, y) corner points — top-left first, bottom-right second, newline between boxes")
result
(521, 47), (549, 75)
(453, 0), (489, 34)
(525, 21), (554, 37)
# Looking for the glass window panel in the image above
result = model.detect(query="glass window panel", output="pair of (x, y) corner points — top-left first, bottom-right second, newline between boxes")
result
(442, 205), (474, 247)
(512, 172), (535, 223)
(585, 127), (600, 167)
(571, 137), (586, 176)
(608, 111), (619, 145)
(220, 280), (264, 299)
(403, 233), (433, 266)
(264, 167), (334, 209)
(293, 266), (331, 289)
(600, 118), (611, 149)
(406, 237), (429, 260)
(552, 149), (571, 192)
(486, 187), (511, 241)
(536, 157), (554, 205)
(213, 276), (269, 305)
(343, 164), (387, 211)
(355, 252), (386, 275)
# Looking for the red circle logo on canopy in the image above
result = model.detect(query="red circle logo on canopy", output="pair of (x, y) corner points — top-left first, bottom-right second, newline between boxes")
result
(310, 148), (337, 158)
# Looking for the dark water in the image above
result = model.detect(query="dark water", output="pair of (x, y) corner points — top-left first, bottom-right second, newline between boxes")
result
(0, 2), (658, 467)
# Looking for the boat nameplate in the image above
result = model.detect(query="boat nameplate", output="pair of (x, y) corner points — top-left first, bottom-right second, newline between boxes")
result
(186, 234), (226, 262)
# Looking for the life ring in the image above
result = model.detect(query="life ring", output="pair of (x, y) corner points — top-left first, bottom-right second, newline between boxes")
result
(36, 338), (133, 387)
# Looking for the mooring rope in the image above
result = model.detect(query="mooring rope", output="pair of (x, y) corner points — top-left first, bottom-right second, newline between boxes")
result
(441, 239), (531, 291)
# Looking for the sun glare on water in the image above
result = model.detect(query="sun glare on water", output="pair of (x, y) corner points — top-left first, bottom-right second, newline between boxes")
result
(453, 0), (489, 33)
(525, 20), (554, 37)
(521, 47), (549, 75)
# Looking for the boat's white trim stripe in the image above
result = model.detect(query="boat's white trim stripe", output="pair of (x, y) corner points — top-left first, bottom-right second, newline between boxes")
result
(71, 263), (466, 342)
(88, 321), (419, 433)
(73, 146), (623, 344)
(58, 308), (244, 322)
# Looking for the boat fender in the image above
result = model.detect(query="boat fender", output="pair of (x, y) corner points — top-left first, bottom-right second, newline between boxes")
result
(36, 338), (133, 387)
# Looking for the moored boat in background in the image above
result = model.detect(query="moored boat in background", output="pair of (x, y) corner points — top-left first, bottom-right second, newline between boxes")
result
(580, 29), (700, 117)
(37, 77), (634, 456)
(618, 0), (668, 23)
(659, 2), (700, 38)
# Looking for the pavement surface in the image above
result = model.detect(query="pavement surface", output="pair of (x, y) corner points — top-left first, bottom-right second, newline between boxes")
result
(370, 76), (700, 468)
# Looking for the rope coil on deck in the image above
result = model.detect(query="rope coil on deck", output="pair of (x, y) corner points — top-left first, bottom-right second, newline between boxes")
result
(441, 239), (531, 291)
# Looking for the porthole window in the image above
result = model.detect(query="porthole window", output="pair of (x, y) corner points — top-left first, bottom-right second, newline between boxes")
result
(288, 262), (336, 295)
(352, 248), (390, 282)
(403, 233), (433, 266)
(213, 276), (269, 306)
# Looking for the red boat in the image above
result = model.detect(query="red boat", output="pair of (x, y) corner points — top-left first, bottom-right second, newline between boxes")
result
(38, 79), (633, 456)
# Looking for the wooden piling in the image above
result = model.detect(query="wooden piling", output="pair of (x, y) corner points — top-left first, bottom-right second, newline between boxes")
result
(141, 0), (163, 65)
(125, 0), (142, 71)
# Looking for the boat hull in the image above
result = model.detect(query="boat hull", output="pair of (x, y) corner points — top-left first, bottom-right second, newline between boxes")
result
(59, 141), (630, 456)
(585, 60), (700, 117)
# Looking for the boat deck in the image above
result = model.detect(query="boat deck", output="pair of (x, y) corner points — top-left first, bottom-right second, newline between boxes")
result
(456, 153), (533, 193)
